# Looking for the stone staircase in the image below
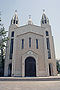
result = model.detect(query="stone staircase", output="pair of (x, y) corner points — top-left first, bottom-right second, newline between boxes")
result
(0, 76), (60, 81)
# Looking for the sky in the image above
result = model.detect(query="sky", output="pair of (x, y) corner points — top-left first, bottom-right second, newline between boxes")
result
(0, 0), (60, 59)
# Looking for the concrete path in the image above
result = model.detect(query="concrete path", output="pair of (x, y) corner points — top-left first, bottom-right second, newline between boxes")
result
(0, 81), (60, 90)
(0, 76), (60, 90)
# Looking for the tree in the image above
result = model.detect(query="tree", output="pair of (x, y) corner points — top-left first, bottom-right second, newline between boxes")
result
(0, 12), (8, 76)
(56, 60), (60, 74)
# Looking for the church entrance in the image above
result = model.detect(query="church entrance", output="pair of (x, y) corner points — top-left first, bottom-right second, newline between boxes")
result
(25, 57), (36, 77)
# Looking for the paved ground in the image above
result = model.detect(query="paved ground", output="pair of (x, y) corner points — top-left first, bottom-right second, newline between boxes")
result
(0, 76), (60, 90)
(0, 81), (60, 90)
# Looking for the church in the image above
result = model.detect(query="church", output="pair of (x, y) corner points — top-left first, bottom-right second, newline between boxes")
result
(4, 10), (57, 77)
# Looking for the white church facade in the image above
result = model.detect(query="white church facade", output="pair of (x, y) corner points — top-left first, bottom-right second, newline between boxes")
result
(4, 11), (57, 77)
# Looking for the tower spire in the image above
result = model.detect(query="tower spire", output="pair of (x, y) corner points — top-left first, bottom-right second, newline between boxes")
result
(10, 10), (19, 26)
(28, 15), (33, 25)
(41, 10), (49, 25)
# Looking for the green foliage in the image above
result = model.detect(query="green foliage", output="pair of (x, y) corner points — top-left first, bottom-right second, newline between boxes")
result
(0, 27), (8, 48)
(56, 61), (60, 74)
(0, 13), (8, 76)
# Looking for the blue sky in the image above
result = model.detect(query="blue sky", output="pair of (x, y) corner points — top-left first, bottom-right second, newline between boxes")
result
(0, 0), (60, 59)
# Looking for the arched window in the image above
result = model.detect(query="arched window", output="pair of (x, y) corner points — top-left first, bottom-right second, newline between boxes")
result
(46, 38), (51, 59)
(9, 39), (14, 59)
(29, 38), (31, 48)
(11, 31), (14, 37)
(9, 31), (14, 59)
(48, 50), (51, 59)
(46, 38), (50, 49)
(46, 31), (49, 36)
(45, 20), (47, 24)
(22, 39), (24, 49)
(42, 20), (44, 24)
(14, 20), (15, 24)
(16, 21), (18, 24)
(36, 39), (38, 49)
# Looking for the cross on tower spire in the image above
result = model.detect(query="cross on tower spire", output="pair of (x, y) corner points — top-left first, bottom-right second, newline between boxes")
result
(29, 15), (31, 19)
(43, 9), (45, 13)
(15, 10), (17, 13)
(28, 15), (33, 25)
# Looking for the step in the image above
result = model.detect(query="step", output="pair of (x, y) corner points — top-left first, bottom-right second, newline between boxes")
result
(0, 76), (60, 81)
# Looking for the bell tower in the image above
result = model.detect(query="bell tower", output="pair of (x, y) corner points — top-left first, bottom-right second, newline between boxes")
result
(41, 10), (49, 26)
(10, 10), (19, 27)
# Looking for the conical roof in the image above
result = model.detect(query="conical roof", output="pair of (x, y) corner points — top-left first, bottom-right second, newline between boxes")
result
(11, 10), (19, 26)
(41, 10), (49, 25)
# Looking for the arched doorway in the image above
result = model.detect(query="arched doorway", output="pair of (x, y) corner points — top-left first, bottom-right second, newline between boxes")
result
(49, 63), (53, 76)
(8, 63), (12, 77)
(25, 57), (36, 77)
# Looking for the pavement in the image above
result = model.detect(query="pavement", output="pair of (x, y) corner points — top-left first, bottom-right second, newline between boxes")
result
(0, 76), (60, 81)
(0, 76), (60, 90)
